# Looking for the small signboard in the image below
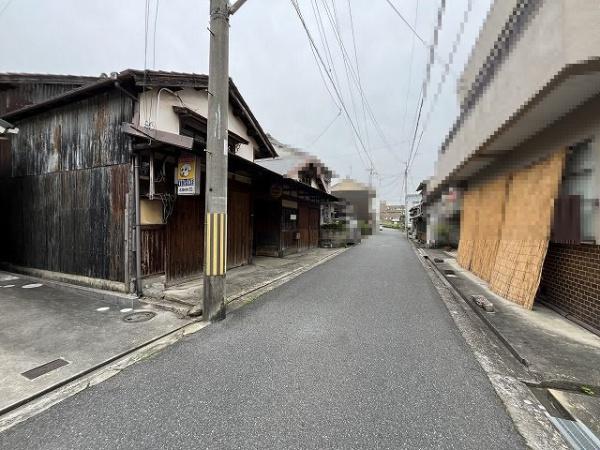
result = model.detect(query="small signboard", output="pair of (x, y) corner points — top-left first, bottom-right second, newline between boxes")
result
(177, 156), (201, 195)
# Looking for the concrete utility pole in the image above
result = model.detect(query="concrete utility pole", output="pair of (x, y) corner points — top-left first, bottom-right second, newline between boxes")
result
(203, 0), (247, 321)
(403, 161), (408, 238)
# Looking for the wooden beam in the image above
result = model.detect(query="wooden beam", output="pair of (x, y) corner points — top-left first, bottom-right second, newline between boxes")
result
(121, 123), (194, 150)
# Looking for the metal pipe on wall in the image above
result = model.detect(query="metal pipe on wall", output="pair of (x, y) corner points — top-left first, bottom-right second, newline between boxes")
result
(133, 154), (143, 296)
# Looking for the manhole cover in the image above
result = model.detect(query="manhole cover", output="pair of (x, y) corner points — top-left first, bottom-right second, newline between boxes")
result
(122, 311), (156, 323)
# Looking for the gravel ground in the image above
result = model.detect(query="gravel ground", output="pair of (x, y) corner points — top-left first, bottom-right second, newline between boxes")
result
(0, 230), (525, 449)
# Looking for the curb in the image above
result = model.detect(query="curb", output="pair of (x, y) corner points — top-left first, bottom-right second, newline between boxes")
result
(0, 317), (201, 419)
(416, 247), (529, 367)
(226, 246), (351, 314)
(0, 319), (206, 433)
(0, 247), (350, 431)
(409, 241), (570, 450)
(226, 247), (349, 306)
(148, 247), (351, 317)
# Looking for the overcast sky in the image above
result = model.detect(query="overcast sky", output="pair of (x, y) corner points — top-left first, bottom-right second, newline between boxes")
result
(0, 0), (492, 204)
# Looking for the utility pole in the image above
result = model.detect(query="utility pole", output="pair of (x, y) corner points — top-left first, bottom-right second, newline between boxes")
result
(203, 0), (247, 321)
(367, 165), (376, 188)
(403, 161), (408, 237)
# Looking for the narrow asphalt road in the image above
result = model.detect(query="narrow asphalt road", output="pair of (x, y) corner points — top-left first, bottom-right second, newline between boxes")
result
(0, 230), (525, 449)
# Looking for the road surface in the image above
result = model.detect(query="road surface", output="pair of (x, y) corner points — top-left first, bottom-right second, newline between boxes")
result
(0, 230), (524, 449)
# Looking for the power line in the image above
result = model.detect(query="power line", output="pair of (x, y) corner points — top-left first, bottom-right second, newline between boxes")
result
(411, 0), (474, 165)
(290, 0), (374, 170)
(384, 0), (454, 76)
(400, 0), (419, 143)
(384, 0), (426, 46)
(346, 0), (371, 151)
(406, 0), (446, 172)
(143, 0), (151, 124)
(295, 1), (341, 111)
(305, 109), (341, 148)
(311, 0), (344, 103)
(308, 0), (368, 169)
(319, 0), (398, 164)
(152, 0), (161, 68)
(321, 0), (365, 157)
(0, 0), (14, 19)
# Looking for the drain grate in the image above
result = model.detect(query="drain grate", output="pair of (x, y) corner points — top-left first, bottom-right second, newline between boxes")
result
(21, 358), (69, 380)
(434, 258), (445, 263)
(122, 311), (156, 323)
(443, 269), (455, 275)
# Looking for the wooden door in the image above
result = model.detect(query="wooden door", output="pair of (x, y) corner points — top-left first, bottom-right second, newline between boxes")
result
(141, 225), (166, 276)
(309, 207), (320, 248)
(166, 196), (204, 285)
(227, 187), (252, 269)
(298, 203), (310, 251)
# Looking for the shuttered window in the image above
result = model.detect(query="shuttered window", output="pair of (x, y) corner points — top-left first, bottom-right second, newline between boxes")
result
(560, 140), (598, 243)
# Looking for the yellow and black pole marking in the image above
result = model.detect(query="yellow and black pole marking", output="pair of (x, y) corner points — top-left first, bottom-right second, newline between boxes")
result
(205, 212), (227, 276)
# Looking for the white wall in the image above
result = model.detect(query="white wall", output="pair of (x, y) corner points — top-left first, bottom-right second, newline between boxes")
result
(137, 87), (258, 162)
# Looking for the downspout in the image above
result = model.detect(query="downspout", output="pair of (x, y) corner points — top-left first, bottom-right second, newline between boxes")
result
(134, 153), (143, 296)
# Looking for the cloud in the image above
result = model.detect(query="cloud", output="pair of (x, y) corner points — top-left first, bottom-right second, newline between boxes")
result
(0, 0), (492, 203)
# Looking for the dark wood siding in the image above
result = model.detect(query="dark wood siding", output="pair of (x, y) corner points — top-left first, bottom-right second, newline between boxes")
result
(0, 88), (133, 283)
(9, 90), (131, 177)
(254, 199), (281, 257)
(0, 164), (129, 281)
(166, 195), (204, 285)
(0, 140), (11, 178)
(309, 207), (320, 248)
(141, 225), (166, 276)
(0, 83), (86, 115)
(164, 178), (253, 284)
(227, 185), (252, 268)
(298, 203), (310, 252)
(298, 203), (320, 251)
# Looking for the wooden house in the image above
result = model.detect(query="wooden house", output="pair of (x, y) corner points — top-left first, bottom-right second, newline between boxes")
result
(254, 136), (336, 256)
(0, 70), (334, 293)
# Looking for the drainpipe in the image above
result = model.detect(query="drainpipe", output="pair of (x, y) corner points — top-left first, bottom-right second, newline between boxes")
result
(134, 153), (143, 296)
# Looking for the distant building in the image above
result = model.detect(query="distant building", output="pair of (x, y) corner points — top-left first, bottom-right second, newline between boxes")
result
(380, 201), (404, 225)
(405, 193), (421, 232)
(259, 135), (334, 194)
(254, 135), (337, 256)
(332, 178), (378, 235)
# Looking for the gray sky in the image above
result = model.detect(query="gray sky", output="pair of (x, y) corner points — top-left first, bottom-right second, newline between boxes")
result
(0, 0), (492, 203)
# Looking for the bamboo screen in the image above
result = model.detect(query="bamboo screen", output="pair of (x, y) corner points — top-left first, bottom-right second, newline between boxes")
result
(456, 187), (479, 269)
(489, 149), (566, 309)
(470, 175), (509, 282)
(456, 149), (566, 309)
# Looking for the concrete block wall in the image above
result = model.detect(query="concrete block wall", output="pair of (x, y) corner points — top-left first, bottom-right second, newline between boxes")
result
(540, 243), (600, 331)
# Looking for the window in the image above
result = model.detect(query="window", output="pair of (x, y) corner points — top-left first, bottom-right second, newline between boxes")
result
(561, 140), (599, 243)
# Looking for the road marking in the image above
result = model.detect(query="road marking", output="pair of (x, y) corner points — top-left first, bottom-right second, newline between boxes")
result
(22, 283), (43, 289)
(0, 275), (19, 281)
(96, 307), (110, 312)
(120, 308), (133, 313)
